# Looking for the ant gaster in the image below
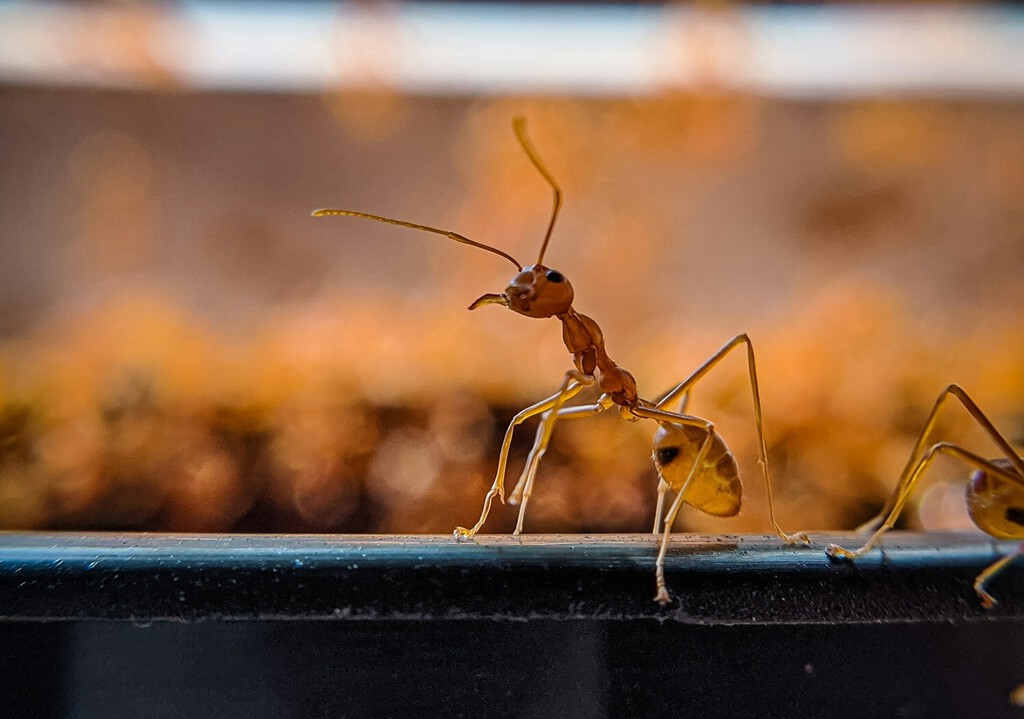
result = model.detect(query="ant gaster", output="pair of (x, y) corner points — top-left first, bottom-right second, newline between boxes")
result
(314, 117), (808, 604)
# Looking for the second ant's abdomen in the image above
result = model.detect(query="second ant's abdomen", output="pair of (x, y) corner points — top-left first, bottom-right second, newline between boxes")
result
(653, 424), (741, 517)
(967, 458), (1024, 538)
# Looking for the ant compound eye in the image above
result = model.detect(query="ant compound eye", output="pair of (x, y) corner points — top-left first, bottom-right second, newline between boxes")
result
(654, 446), (680, 466)
(545, 270), (565, 283)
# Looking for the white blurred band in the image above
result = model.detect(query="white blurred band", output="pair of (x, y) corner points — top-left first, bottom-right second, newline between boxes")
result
(0, 1), (1021, 97)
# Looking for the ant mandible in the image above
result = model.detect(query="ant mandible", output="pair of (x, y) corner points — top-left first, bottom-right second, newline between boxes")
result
(827, 384), (1024, 608)
(314, 117), (809, 604)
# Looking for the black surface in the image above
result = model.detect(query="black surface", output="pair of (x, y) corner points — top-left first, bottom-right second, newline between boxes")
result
(0, 532), (1022, 623)
(3, 621), (1024, 719)
(3, 532), (1024, 718)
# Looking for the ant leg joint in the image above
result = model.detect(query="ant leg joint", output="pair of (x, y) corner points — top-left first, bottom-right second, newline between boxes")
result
(974, 581), (998, 610)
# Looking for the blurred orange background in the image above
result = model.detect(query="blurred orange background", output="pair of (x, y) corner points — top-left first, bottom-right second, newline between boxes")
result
(0, 3), (1022, 536)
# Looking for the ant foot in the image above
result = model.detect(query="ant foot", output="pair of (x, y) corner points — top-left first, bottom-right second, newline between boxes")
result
(452, 527), (476, 543)
(787, 531), (811, 546)
(975, 585), (998, 610)
(825, 543), (857, 561)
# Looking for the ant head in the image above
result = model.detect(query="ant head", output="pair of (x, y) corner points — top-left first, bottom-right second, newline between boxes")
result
(469, 264), (574, 318)
(314, 118), (570, 319)
(469, 118), (571, 319)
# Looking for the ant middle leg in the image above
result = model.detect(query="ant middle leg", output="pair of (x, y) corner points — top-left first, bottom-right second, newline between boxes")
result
(453, 370), (592, 541)
(508, 394), (612, 534)
(649, 390), (688, 535)
(652, 479), (669, 535)
(637, 417), (717, 605)
(628, 405), (726, 602)
(509, 393), (615, 507)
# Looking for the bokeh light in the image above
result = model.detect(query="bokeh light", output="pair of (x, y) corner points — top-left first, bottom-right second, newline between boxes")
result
(0, 1), (1021, 535)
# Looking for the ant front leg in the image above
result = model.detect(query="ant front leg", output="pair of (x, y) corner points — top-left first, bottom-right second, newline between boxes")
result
(655, 334), (809, 545)
(452, 371), (592, 542)
(506, 371), (598, 535)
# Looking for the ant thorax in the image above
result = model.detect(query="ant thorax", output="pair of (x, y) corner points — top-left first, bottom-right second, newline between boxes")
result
(559, 308), (638, 406)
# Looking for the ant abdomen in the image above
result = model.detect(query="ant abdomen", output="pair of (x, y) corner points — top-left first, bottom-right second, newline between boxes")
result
(653, 424), (742, 517)
(967, 457), (1024, 538)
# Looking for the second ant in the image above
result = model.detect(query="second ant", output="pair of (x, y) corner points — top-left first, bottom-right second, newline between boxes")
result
(827, 384), (1024, 608)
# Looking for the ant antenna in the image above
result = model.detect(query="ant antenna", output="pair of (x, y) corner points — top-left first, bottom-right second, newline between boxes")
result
(312, 209), (522, 270)
(512, 117), (562, 266)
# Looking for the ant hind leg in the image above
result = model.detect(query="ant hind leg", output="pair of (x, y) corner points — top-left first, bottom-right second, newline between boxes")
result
(653, 334), (809, 545)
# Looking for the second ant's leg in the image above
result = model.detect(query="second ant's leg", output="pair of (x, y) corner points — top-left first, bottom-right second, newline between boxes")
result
(860, 385), (1024, 535)
(829, 385), (1024, 559)
(654, 334), (808, 545)
(828, 443), (1023, 561)
(826, 446), (939, 560)
(975, 542), (1024, 609)
(452, 378), (587, 541)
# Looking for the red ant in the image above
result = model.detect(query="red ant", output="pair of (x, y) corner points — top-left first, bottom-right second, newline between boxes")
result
(314, 117), (808, 604)
(827, 384), (1024, 608)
